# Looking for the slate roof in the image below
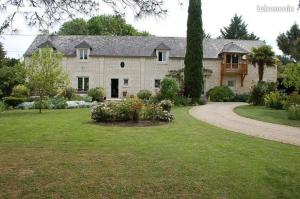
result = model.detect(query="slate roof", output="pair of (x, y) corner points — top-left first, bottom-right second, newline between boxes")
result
(74, 41), (92, 49)
(25, 35), (265, 59)
(37, 40), (56, 49)
(155, 42), (171, 50)
(219, 42), (249, 54)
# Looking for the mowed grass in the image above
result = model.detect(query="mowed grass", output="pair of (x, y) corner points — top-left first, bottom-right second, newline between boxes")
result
(234, 105), (300, 128)
(0, 108), (300, 198)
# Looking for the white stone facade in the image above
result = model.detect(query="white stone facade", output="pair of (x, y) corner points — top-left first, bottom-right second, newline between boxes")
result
(62, 55), (277, 98)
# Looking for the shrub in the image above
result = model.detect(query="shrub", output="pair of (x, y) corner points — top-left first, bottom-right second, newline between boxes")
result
(142, 104), (162, 121)
(61, 87), (76, 100)
(234, 94), (250, 102)
(87, 87), (105, 102)
(264, 92), (286, 109)
(206, 86), (234, 102)
(158, 111), (175, 122)
(3, 96), (25, 107)
(159, 100), (173, 112)
(11, 84), (30, 98)
(137, 90), (152, 101)
(248, 82), (277, 105)
(0, 101), (7, 112)
(160, 77), (180, 101)
(51, 97), (68, 109)
(284, 92), (300, 109)
(173, 95), (189, 106)
(91, 103), (114, 122)
(287, 104), (300, 120)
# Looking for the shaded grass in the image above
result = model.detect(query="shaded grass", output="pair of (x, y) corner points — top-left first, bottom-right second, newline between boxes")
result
(234, 105), (300, 128)
(0, 108), (300, 198)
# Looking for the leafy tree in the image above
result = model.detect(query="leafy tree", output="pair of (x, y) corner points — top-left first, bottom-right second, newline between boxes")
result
(184, 0), (204, 100)
(0, 0), (166, 34)
(220, 14), (259, 40)
(160, 77), (180, 101)
(57, 15), (150, 36)
(283, 63), (300, 90)
(277, 23), (300, 62)
(203, 30), (211, 39)
(248, 45), (276, 82)
(58, 19), (89, 35)
(26, 48), (69, 113)
(0, 42), (25, 97)
(87, 15), (150, 36)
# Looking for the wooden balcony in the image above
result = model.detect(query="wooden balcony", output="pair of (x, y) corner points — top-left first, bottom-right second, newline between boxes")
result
(220, 63), (248, 87)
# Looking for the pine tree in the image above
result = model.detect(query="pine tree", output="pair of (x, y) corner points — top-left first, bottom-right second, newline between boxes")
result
(184, 0), (203, 100)
(220, 14), (259, 40)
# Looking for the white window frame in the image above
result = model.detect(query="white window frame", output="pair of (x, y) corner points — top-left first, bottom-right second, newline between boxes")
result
(77, 76), (89, 92)
(227, 80), (236, 88)
(123, 78), (129, 87)
(157, 50), (168, 63)
(154, 79), (161, 88)
(78, 49), (89, 60)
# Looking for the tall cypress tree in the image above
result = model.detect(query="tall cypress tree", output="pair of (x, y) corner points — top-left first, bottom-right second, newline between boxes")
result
(184, 0), (203, 99)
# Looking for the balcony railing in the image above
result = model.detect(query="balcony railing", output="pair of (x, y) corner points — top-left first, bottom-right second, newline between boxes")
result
(221, 63), (248, 75)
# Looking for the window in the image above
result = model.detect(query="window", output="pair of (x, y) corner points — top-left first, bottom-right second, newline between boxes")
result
(155, 79), (161, 88)
(120, 62), (125, 68)
(78, 77), (89, 91)
(226, 54), (239, 69)
(228, 80), (236, 87)
(79, 49), (88, 60)
(158, 51), (167, 62)
(123, 78), (129, 86)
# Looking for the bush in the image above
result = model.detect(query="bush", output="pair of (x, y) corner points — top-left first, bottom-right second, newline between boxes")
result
(158, 111), (175, 122)
(160, 77), (180, 101)
(173, 95), (189, 106)
(248, 82), (277, 105)
(0, 101), (7, 112)
(137, 90), (152, 101)
(206, 86), (234, 102)
(287, 104), (300, 120)
(264, 92), (286, 109)
(3, 96), (25, 107)
(51, 97), (68, 109)
(91, 99), (174, 123)
(11, 84), (29, 98)
(234, 94), (250, 102)
(159, 100), (173, 112)
(87, 87), (105, 102)
(284, 92), (300, 109)
(61, 87), (76, 100)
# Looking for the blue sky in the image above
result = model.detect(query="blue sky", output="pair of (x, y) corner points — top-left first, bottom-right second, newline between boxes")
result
(0, 0), (300, 58)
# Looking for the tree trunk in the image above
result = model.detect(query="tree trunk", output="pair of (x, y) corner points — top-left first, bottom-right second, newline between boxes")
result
(258, 63), (264, 82)
(39, 92), (43, 114)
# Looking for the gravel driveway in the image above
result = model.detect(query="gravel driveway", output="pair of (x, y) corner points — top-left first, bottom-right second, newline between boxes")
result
(189, 102), (300, 146)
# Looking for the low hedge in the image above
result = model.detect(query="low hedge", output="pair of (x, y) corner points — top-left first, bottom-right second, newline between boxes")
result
(207, 86), (234, 102)
(3, 97), (26, 107)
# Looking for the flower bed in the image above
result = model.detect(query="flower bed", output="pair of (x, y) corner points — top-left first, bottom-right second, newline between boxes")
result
(91, 99), (174, 123)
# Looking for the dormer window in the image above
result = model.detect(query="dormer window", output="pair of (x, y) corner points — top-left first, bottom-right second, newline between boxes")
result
(158, 51), (167, 62)
(155, 42), (170, 64)
(75, 41), (92, 61)
(79, 49), (88, 60)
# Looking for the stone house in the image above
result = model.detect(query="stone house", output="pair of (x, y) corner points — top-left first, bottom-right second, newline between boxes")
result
(25, 35), (277, 99)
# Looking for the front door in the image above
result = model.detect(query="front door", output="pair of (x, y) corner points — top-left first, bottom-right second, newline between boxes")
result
(111, 79), (119, 98)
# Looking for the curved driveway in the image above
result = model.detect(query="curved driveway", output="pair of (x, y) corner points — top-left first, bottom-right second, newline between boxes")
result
(189, 103), (300, 146)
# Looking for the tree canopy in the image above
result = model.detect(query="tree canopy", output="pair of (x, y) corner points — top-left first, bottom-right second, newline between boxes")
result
(58, 15), (150, 36)
(220, 14), (259, 40)
(248, 45), (275, 82)
(277, 23), (300, 62)
(26, 48), (69, 113)
(283, 63), (300, 90)
(0, 0), (166, 34)
(184, 0), (204, 100)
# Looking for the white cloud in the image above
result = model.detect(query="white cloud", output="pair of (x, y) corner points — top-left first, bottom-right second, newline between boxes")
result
(1, 0), (300, 58)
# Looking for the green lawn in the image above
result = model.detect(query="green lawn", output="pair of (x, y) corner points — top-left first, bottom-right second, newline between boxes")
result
(234, 105), (300, 128)
(0, 108), (300, 198)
